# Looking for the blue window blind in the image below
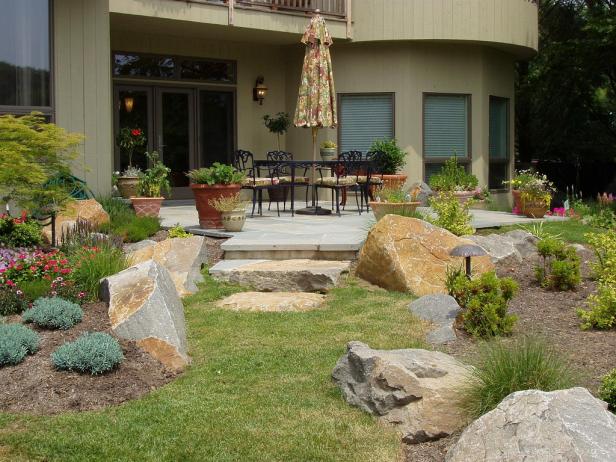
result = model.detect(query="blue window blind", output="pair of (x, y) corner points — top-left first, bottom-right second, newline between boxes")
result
(339, 94), (394, 153)
(489, 97), (509, 160)
(424, 95), (469, 158)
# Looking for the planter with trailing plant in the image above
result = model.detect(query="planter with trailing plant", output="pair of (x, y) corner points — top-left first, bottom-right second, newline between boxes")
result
(428, 157), (485, 205)
(187, 163), (245, 229)
(515, 171), (554, 218)
(116, 127), (146, 199)
(369, 139), (407, 189)
(320, 140), (337, 161)
(130, 152), (170, 218)
(504, 170), (542, 215)
(369, 186), (421, 221)
(209, 193), (246, 232)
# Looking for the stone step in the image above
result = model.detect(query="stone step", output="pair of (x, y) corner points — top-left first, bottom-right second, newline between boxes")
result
(216, 292), (326, 312)
(209, 259), (351, 293)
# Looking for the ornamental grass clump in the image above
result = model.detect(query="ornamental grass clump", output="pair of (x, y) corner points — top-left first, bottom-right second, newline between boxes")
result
(52, 332), (124, 375)
(535, 236), (581, 291)
(22, 297), (83, 330)
(0, 323), (39, 366)
(69, 243), (128, 301)
(461, 337), (575, 419)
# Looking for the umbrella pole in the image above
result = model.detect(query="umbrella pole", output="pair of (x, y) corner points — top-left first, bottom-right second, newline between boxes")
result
(296, 126), (332, 216)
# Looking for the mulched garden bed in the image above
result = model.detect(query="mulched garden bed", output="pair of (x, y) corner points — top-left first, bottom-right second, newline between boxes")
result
(0, 302), (176, 415)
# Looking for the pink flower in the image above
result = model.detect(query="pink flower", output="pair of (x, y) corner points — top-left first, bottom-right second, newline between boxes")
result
(78, 292), (86, 299)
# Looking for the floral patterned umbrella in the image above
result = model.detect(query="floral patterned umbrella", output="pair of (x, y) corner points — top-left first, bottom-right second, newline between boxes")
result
(294, 12), (337, 214)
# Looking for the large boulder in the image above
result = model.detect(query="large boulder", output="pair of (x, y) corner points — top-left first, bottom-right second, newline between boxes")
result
(216, 292), (325, 312)
(127, 236), (207, 297)
(100, 260), (189, 371)
(466, 234), (522, 266)
(209, 259), (350, 293)
(43, 199), (110, 244)
(332, 341), (471, 444)
(356, 216), (493, 296)
(409, 294), (461, 344)
(446, 387), (616, 462)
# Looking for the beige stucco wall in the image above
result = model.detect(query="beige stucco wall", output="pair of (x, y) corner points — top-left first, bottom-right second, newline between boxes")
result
(54, 0), (113, 196)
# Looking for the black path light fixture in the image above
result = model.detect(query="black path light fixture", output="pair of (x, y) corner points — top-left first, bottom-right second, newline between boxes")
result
(450, 244), (488, 279)
(253, 76), (267, 105)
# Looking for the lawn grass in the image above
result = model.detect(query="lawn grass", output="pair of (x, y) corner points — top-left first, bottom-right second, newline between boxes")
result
(477, 219), (604, 244)
(0, 274), (426, 462)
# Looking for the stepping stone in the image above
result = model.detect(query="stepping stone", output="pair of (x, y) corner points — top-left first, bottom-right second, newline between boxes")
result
(209, 259), (350, 293)
(216, 292), (326, 312)
(409, 294), (461, 344)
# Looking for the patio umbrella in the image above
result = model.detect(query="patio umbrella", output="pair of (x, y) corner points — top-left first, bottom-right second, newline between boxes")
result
(293, 10), (337, 215)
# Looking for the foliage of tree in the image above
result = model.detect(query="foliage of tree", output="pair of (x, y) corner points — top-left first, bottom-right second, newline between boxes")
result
(0, 113), (82, 213)
(517, 0), (616, 165)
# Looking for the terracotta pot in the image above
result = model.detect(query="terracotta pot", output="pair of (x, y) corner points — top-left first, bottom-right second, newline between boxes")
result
(131, 197), (163, 218)
(377, 174), (408, 190)
(221, 209), (246, 232)
(117, 176), (139, 199)
(523, 203), (548, 219)
(369, 201), (421, 221)
(469, 199), (488, 210)
(190, 183), (242, 229)
(452, 191), (476, 205)
(512, 189), (522, 214)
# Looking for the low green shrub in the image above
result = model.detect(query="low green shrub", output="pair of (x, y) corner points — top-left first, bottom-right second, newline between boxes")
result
(0, 284), (27, 315)
(168, 223), (191, 239)
(0, 214), (43, 248)
(113, 216), (161, 243)
(535, 237), (580, 290)
(68, 243), (129, 300)
(599, 369), (616, 411)
(461, 337), (575, 418)
(446, 269), (518, 338)
(22, 297), (83, 330)
(368, 138), (406, 175)
(428, 192), (474, 236)
(428, 157), (478, 192)
(52, 332), (124, 375)
(0, 323), (39, 366)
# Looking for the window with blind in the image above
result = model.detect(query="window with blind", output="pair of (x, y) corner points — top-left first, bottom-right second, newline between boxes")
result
(489, 96), (510, 189)
(423, 94), (470, 181)
(338, 93), (394, 153)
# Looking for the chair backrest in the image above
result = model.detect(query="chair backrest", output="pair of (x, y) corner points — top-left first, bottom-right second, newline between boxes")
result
(365, 150), (385, 174)
(266, 150), (293, 162)
(339, 151), (364, 177)
(234, 150), (255, 173)
(339, 151), (363, 162)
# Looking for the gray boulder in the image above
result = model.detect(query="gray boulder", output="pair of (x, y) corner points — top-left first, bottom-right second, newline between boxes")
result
(409, 294), (460, 344)
(409, 181), (433, 206)
(503, 230), (539, 258)
(100, 260), (189, 371)
(446, 387), (616, 462)
(467, 234), (522, 266)
(332, 341), (471, 444)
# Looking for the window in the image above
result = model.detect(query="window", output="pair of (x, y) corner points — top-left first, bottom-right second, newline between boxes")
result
(423, 94), (470, 181)
(489, 96), (510, 189)
(338, 93), (394, 153)
(113, 52), (237, 84)
(0, 0), (52, 115)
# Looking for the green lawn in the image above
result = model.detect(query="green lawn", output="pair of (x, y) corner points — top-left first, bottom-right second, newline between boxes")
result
(0, 275), (426, 462)
(477, 219), (604, 244)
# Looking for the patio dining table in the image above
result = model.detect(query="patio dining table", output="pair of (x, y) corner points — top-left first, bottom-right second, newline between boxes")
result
(254, 159), (375, 216)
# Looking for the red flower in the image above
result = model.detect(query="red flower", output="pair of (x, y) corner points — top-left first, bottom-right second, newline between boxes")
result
(131, 129), (142, 136)
(60, 268), (71, 275)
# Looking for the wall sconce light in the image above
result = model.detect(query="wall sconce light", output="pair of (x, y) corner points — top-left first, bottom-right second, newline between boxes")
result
(253, 76), (267, 105)
(124, 96), (134, 113)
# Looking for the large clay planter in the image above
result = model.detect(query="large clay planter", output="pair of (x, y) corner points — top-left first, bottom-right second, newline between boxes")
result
(131, 197), (163, 218)
(377, 174), (408, 190)
(523, 202), (548, 218)
(190, 183), (241, 229)
(221, 209), (246, 232)
(117, 176), (139, 199)
(512, 189), (522, 214)
(452, 191), (475, 205)
(369, 201), (421, 221)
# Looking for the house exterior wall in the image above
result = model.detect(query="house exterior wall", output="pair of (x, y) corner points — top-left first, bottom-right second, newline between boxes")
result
(54, 0), (113, 195)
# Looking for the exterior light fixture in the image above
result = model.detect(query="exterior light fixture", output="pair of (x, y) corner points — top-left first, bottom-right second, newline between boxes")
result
(450, 244), (488, 279)
(253, 76), (267, 105)
(124, 96), (134, 113)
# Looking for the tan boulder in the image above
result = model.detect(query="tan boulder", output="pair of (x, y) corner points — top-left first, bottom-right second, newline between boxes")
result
(216, 292), (325, 312)
(356, 216), (493, 296)
(43, 199), (110, 243)
(128, 236), (207, 297)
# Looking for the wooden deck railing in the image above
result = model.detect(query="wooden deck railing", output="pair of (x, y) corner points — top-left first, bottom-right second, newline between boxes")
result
(235, 0), (346, 18)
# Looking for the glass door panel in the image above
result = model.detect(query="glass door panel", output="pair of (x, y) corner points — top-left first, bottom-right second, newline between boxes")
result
(199, 90), (234, 166)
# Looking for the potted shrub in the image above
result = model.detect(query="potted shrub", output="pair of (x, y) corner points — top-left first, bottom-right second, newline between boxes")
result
(131, 152), (170, 218)
(428, 157), (481, 204)
(187, 163), (245, 229)
(369, 186), (421, 221)
(504, 170), (538, 215)
(369, 138), (407, 189)
(209, 193), (246, 232)
(320, 140), (337, 161)
(263, 112), (291, 151)
(116, 127), (146, 199)
(517, 171), (554, 218)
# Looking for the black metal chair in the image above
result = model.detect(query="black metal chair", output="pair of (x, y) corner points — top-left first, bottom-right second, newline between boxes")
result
(363, 150), (386, 208)
(265, 151), (310, 211)
(314, 154), (361, 216)
(233, 150), (285, 217)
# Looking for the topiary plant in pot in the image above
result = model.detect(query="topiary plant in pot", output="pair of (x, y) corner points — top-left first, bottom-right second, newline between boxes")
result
(131, 152), (171, 218)
(187, 163), (245, 229)
(116, 127), (146, 199)
(369, 138), (407, 189)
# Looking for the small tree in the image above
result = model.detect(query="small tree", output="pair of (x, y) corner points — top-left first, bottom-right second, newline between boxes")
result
(0, 113), (82, 213)
(263, 113), (291, 150)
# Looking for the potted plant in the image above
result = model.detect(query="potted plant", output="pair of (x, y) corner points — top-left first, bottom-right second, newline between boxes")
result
(187, 163), (245, 229)
(116, 127), (146, 199)
(131, 152), (170, 218)
(369, 186), (421, 221)
(428, 157), (480, 204)
(369, 138), (407, 189)
(504, 170), (537, 215)
(320, 140), (337, 161)
(469, 186), (491, 209)
(209, 193), (246, 232)
(517, 171), (554, 218)
(263, 112), (291, 151)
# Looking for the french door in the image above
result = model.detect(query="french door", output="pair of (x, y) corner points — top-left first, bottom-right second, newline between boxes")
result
(114, 84), (235, 199)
